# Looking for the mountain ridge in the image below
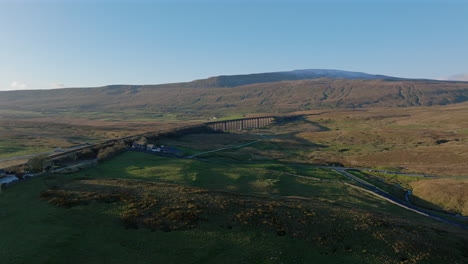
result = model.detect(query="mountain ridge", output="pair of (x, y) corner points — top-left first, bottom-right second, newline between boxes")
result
(1, 70), (468, 116)
(184, 69), (400, 88)
(3, 69), (467, 92)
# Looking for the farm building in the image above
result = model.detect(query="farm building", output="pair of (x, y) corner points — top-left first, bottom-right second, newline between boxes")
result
(146, 144), (156, 150)
(130, 141), (180, 154)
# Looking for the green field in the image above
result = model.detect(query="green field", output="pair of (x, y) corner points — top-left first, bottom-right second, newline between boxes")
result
(1, 151), (467, 264)
(64, 152), (366, 204)
(1, 177), (344, 264)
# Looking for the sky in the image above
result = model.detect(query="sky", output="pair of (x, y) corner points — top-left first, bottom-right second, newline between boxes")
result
(0, 0), (467, 91)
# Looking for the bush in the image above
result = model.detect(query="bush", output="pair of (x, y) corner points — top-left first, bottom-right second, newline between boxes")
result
(27, 155), (51, 173)
(40, 189), (124, 208)
(97, 142), (127, 160)
(77, 149), (97, 160)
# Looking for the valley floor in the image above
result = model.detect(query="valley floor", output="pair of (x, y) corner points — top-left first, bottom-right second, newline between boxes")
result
(1, 104), (468, 263)
(1, 151), (467, 264)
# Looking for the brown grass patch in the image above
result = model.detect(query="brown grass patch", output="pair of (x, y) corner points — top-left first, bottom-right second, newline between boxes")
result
(410, 179), (468, 216)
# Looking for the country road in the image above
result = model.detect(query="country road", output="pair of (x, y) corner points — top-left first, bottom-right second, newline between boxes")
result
(332, 168), (468, 229)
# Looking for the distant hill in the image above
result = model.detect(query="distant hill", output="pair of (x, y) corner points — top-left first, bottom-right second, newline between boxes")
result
(185, 69), (399, 88)
(1, 69), (468, 117)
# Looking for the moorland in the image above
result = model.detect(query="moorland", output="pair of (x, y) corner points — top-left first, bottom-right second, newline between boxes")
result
(1, 70), (467, 263)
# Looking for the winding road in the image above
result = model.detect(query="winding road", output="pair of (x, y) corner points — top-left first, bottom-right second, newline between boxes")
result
(332, 168), (468, 229)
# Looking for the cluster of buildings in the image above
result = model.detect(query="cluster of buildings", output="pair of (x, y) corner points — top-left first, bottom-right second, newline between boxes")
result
(131, 142), (179, 154)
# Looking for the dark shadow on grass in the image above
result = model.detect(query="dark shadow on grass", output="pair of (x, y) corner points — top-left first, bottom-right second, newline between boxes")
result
(275, 115), (331, 132)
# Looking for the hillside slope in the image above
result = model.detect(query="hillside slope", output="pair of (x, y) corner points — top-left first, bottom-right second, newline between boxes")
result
(186, 69), (398, 87)
(1, 72), (467, 116)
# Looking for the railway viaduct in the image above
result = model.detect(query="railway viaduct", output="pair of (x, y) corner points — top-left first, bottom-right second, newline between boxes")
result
(206, 116), (275, 132)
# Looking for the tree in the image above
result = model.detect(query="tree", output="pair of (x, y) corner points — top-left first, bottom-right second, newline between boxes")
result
(97, 142), (126, 161)
(27, 155), (51, 173)
(137, 136), (148, 145)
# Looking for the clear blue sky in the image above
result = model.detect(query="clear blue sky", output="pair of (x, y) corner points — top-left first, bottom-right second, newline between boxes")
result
(1, 0), (467, 90)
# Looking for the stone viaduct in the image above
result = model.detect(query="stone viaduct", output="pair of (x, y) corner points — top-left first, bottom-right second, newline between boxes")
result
(206, 116), (275, 132)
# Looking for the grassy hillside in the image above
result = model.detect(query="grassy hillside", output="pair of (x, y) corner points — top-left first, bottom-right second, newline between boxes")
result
(186, 69), (397, 87)
(2, 71), (468, 264)
(2, 102), (467, 177)
(1, 151), (467, 264)
(1, 78), (467, 118)
(410, 178), (468, 216)
(0, 114), (196, 162)
(216, 103), (468, 176)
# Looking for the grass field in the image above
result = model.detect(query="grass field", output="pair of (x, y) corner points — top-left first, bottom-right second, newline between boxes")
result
(0, 125), (76, 159)
(1, 151), (467, 264)
(0, 115), (196, 160)
(66, 152), (359, 203)
(155, 110), (468, 216)
(1, 177), (344, 264)
(227, 104), (468, 176)
(0, 110), (247, 164)
(297, 105), (468, 176)
(1, 102), (468, 263)
(2, 102), (468, 176)
(410, 178), (468, 216)
(155, 103), (468, 178)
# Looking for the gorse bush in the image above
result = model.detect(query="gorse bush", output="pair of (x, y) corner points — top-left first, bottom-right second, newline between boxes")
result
(40, 189), (126, 208)
(27, 154), (51, 173)
(40, 178), (468, 264)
